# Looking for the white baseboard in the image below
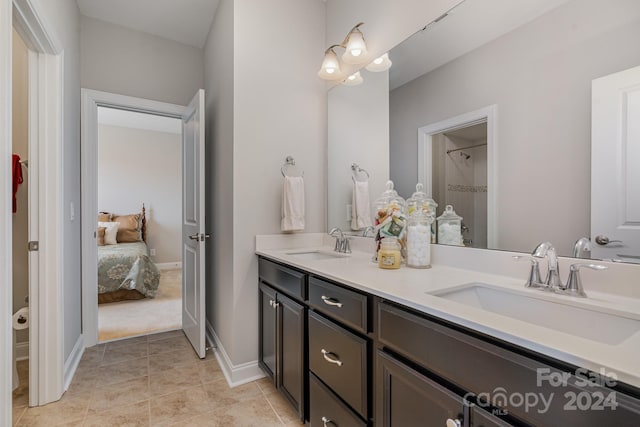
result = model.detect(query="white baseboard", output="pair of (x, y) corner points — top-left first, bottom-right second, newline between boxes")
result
(63, 334), (84, 391)
(206, 320), (265, 388)
(15, 341), (29, 361)
(156, 262), (182, 270)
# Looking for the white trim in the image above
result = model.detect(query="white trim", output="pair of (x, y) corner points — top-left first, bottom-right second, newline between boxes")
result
(4, 0), (66, 414)
(1, 2), (14, 424)
(81, 89), (187, 347)
(62, 335), (84, 391)
(15, 341), (29, 361)
(418, 105), (498, 248)
(207, 322), (264, 388)
(156, 262), (183, 271)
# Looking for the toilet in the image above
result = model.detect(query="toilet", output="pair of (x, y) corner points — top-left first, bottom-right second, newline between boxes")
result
(12, 307), (28, 391)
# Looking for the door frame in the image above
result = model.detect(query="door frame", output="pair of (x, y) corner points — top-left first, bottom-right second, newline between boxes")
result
(417, 105), (498, 248)
(80, 89), (186, 347)
(2, 0), (65, 420)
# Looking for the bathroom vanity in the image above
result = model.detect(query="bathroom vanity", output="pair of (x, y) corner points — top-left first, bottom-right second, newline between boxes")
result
(256, 238), (640, 427)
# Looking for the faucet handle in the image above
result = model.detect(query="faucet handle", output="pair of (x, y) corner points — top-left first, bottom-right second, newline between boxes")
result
(342, 237), (352, 254)
(512, 256), (545, 289)
(564, 263), (608, 298)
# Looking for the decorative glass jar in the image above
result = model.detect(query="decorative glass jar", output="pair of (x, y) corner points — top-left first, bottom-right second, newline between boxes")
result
(406, 210), (433, 268)
(406, 183), (438, 243)
(436, 205), (463, 246)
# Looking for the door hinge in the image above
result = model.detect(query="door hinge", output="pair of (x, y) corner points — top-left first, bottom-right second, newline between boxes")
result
(28, 241), (39, 252)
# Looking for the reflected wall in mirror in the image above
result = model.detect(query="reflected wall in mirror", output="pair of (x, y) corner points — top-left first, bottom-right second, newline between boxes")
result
(327, 0), (640, 262)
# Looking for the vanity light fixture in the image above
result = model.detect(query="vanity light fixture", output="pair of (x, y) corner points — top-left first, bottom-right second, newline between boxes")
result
(366, 52), (392, 72)
(342, 71), (364, 86)
(318, 22), (368, 80)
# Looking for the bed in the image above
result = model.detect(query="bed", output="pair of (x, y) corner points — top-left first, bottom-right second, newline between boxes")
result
(97, 205), (161, 304)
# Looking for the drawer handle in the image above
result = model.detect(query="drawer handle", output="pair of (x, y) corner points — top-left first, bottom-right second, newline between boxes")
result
(321, 416), (333, 427)
(446, 419), (462, 427)
(321, 349), (343, 367)
(321, 295), (343, 308)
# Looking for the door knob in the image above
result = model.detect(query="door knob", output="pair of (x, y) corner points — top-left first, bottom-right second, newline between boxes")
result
(188, 233), (199, 241)
(446, 419), (462, 427)
(188, 233), (211, 241)
(594, 235), (622, 246)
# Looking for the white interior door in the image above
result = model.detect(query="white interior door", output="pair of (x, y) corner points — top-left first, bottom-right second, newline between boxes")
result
(182, 89), (207, 357)
(591, 65), (640, 262)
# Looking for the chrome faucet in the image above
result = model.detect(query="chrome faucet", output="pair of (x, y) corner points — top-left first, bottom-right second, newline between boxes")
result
(532, 242), (562, 290)
(329, 227), (351, 254)
(522, 242), (607, 298)
(361, 226), (375, 237)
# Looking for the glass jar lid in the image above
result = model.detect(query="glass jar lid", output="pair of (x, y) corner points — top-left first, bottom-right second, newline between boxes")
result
(406, 183), (437, 221)
(436, 204), (463, 222)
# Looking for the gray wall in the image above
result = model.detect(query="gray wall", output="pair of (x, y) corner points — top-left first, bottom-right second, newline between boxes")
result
(203, 0), (234, 360)
(390, 0), (640, 255)
(204, 0), (327, 367)
(32, 0), (82, 362)
(80, 16), (204, 106)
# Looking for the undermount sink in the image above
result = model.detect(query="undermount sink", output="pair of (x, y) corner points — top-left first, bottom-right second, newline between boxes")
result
(430, 283), (640, 345)
(285, 250), (349, 261)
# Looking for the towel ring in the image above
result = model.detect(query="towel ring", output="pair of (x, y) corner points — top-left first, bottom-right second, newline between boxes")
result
(351, 163), (370, 182)
(281, 156), (304, 177)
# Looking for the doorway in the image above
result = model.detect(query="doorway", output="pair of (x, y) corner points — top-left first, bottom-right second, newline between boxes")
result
(95, 107), (183, 342)
(81, 89), (207, 358)
(418, 105), (498, 248)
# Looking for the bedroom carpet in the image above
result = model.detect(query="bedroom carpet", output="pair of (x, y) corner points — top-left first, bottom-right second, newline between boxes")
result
(98, 268), (182, 342)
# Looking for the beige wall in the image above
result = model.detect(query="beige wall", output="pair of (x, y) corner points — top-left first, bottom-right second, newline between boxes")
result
(97, 124), (182, 264)
(12, 28), (28, 344)
(80, 16), (204, 106)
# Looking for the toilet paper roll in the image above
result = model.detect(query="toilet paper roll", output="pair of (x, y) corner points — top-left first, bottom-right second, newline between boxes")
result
(12, 307), (29, 330)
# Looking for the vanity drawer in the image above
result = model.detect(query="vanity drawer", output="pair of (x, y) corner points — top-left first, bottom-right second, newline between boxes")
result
(258, 257), (306, 300)
(310, 373), (366, 427)
(309, 311), (368, 418)
(308, 276), (368, 333)
(377, 301), (640, 427)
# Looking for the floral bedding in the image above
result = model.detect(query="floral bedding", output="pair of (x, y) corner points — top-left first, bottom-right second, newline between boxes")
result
(97, 242), (161, 298)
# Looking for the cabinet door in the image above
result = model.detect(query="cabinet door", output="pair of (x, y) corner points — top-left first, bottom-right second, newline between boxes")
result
(377, 350), (466, 427)
(278, 292), (306, 421)
(259, 282), (277, 383)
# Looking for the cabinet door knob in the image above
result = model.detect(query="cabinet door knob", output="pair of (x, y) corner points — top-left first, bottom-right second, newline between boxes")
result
(321, 349), (343, 366)
(321, 295), (343, 308)
(446, 419), (462, 427)
(321, 416), (332, 427)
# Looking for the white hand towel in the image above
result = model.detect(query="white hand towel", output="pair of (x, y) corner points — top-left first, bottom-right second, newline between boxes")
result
(281, 176), (305, 232)
(351, 180), (373, 230)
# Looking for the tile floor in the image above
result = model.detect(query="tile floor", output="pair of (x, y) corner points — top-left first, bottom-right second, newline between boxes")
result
(12, 330), (302, 426)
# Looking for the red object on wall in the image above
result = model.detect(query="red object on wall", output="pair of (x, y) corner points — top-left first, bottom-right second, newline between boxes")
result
(12, 154), (23, 213)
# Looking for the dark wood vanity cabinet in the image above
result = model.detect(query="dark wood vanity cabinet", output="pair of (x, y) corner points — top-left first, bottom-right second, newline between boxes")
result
(258, 256), (640, 426)
(258, 259), (306, 421)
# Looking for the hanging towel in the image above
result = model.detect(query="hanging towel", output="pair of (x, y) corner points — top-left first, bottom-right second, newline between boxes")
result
(12, 154), (23, 214)
(351, 180), (373, 230)
(282, 176), (305, 232)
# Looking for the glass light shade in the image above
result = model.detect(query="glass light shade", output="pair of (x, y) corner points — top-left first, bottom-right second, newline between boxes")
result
(342, 71), (364, 86)
(342, 30), (368, 64)
(318, 49), (342, 80)
(365, 53), (392, 72)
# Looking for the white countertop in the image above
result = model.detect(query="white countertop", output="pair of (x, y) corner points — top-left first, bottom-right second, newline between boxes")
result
(256, 234), (640, 389)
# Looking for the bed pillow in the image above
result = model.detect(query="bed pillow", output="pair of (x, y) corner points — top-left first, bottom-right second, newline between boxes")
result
(97, 212), (111, 222)
(98, 221), (119, 245)
(97, 227), (106, 246)
(111, 213), (141, 243)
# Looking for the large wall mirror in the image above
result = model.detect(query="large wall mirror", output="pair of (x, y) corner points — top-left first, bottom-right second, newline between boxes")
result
(327, 0), (640, 262)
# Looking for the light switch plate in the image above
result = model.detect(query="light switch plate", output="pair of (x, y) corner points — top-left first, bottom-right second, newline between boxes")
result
(150, 248), (156, 257)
